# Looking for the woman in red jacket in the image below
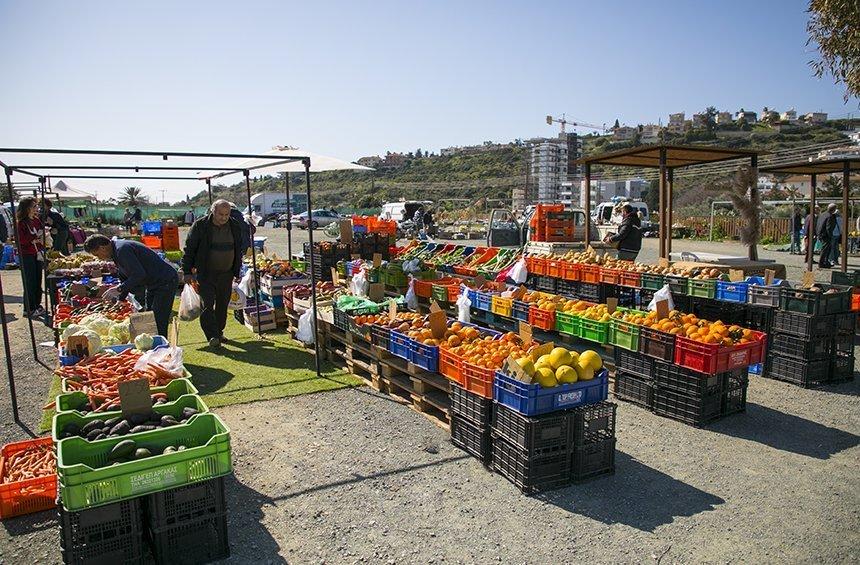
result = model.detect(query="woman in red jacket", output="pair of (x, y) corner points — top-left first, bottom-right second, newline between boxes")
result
(16, 197), (45, 316)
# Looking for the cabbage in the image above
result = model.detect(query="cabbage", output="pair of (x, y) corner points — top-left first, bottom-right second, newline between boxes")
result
(108, 319), (130, 344)
(79, 313), (113, 336)
(74, 329), (102, 354)
(134, 333), (154, 351)
(61, 324), (83, 340)
(100, 335), (118, 346)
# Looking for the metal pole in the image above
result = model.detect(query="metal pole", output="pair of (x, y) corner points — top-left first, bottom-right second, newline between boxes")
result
(244, 171), (263, 338)
(709, 201), (714, 241)
(4, 168), (39, 359)
(583, 163), (591, 246)
(842, 161), (849, 273)
(667, 168), (674, 259)
(0, 273), (19, 422)
(304, 159), (321, 376)
(206, 179), (212, 205)
(808, 174), (817, 271)
(284, 173), (292, 259)
(39, 177), (51, 325)
(658, 148), (667, 259)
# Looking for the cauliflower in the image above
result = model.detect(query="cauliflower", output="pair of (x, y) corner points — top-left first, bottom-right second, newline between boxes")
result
(61, 324), (83, 340)
(79, 313), (113, 336)
(100, 335), (118, 346)
(108, 319), (131, 344)
(134, 333), (155, 351)
(73, 328), (103, 354)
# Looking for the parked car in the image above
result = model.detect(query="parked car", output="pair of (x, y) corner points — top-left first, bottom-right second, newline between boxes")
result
(291, 209), (342, 229)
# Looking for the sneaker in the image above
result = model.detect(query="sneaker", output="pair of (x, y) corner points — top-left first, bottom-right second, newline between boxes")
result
(28, 307), (45, 318)
(208, 337), (222, 349)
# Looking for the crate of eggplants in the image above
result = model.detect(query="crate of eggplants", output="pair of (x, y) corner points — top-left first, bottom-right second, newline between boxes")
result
(53, 395), (207, 443)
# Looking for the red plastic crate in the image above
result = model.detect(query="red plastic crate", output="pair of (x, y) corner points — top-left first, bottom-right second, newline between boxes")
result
(528, 306), (556, 331)
(674, 332), (766, 374)
(560, 261), (580, 281)
(579, 264), (600, 283)
(546, 259), (562, 279)
(599, 268), (620, 285)
(619, 271), (641, 288)
(141, 235), (162, 250)
(0, 437), (57, 520)
(439, 347), (465, 385)
(852, 290), (860, 312)
(463, 361), (495, 398)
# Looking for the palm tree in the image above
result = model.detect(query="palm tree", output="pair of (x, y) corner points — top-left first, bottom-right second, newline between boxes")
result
(716, 166), (762, 260)
(819, 175), (843, 197)
(118, 186), (148, 207)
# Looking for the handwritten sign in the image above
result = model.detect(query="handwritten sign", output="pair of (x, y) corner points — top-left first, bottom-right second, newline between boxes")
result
(518, 321), (533, 346)
(655, 299), (670, 320)
(331, 267), (339, 285)
(129, 311), (157, 341)
(728, 269), (744, 282)
(66, 335), (90, 358)
(801, 271), (815, 288)
(764, 269), (775, 286)
(388, 298), (398, 320)
(606, 297), (618, 314)
(118, 378), (152, 418)
(368, 283), (384, 302)
(373, 253), (382, 268)
(339, 220), (353, 243)
(429, 302), (447, 339)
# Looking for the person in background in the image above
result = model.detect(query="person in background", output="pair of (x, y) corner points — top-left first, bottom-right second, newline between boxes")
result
(184, 208), (196, 225)
(803, 205), (817, 257)
(830, 205), (843, 265)
(16, 197), (45, 317)
(603, 204), (642, 261)
(422, 208), (435, 236)
(42, 199), (70, 255)
(182, 200), (244, 349)
(790, 206), (803, 255)
(818, 204), (838, 268)
(123, 208), (134, 231)
(133, 206), (142, 226)
(84, 234), (178, 337)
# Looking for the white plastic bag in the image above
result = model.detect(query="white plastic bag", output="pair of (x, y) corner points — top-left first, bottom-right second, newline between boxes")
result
(127, 293), (143, 312)
(296, 308), (315, 345)
(350, 269), (369, 297)
(403, 259), (421, 274)
(648, 284), (675, 312)
(133, 345), (184, 376)
(238, 268), (255, 296)
(456, 286), (471, 324)
(508, 257), (528, 284)
(178, 284), (202, 321)
(228, 282), (246, 310)
(405, 277), (418, 311)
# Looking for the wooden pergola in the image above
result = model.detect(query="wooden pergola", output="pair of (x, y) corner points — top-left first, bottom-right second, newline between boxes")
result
(574, 144), (762, 259)
(760, 157), (860, 273)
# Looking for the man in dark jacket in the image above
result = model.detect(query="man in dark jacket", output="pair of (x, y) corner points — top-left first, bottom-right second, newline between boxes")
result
(182, 199), (244, 349)
(818, 204), (838, 268)
(42, 199), (70, 255)
(605, 204), (642, 261)
(84, 234), (179, 337)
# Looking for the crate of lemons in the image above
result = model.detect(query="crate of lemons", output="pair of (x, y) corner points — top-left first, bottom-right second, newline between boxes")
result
(513, 345), (603, 388)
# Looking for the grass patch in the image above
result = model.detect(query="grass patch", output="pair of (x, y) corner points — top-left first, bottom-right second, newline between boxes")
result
(39, 376), (62, 433)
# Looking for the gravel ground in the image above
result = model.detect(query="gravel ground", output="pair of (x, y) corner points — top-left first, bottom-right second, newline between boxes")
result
(0, 231), (858, 563)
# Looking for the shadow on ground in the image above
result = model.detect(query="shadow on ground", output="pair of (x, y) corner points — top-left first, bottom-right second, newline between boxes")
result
(709, 402), (859, 459)
(537, 451), (724, 532)
(224, 474), (287, 563)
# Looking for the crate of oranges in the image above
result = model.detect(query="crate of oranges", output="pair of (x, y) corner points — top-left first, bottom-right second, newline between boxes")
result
(405, 320), (501, 374)
(674, 322), (766, 374)
(440, 332), (535, 397)
(523, 292), (567, 331)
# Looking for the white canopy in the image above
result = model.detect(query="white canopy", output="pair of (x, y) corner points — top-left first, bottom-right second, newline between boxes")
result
(198, 146), (373, 180)
(52, 180), (96, 201)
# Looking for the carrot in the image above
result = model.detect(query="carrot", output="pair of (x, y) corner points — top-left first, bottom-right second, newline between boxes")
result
(1, 443), (55, 484)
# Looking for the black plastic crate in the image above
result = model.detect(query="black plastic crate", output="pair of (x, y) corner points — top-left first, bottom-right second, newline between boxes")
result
(535, 276), (557, 293)
(653, 385), (722, 427)
(772, 310), (836, 338)
(332, 308), (351, 332)
(614, 347), (655, 379)
(450, 414), (491, 465)
(691, 297), (746, 325)
(832, 333), (854, 354)
(770, 356), (830, 388)
(639, 326), (675, 361)
(571, 401), (616, 445)
(654, 360), (731, 398)
(771, 332), (832, 361)
(833, 311), (857, 335)
(576, 282), (601, 303)
(599, 283), (617, 302)
(490, 436), (570, 495)
(745, 303), (774, 334)
(722, 372), (748, 416)
(370, 324), (391, 350)
(450, 383), (493, 427)
(556, 279), (578, 298)
(570, 438), (616, 482)
(671, 293), (691, 314)
(59, 498), (146, 565)
(830, 352), (855, 383)
(616, 286), (637, 308)
(831, 270), (860, 287)
(666, 275), (688, 295)
(614, 371), (654, 409)
(492, 402), (572, 455)
(145, 477), (226, 529)
(779, 284), (852, 315)
(148, 513), (230, 565)
(638, 288), (656, 309)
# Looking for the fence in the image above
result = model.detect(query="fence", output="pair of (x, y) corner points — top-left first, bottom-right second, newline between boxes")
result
(679, 216), (791, 241)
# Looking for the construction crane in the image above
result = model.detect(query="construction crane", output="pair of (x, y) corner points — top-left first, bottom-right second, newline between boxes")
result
(546, 113), (606, 134)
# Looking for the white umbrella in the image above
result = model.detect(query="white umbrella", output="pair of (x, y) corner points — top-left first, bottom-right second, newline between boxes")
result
(198, 146), (373, 180)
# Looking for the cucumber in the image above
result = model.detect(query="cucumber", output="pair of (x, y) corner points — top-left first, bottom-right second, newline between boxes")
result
(108, 439), (137, 461)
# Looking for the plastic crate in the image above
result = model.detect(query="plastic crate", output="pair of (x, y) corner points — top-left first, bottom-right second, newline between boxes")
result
(747, 283), (784, 307)
(141, 220), (162, 235)
(779, 284), (852, 315)
(722, 372), (748, 416)
(598, 268), (620, 285)
(687, 278), (716, 299)
(637, 288), (656, 310)
(613, 348), (655, 379)
(556, 279), (578, 298)
(830, 270), (860, 286)
(772, 310), (836, 338)
(653, 360), (732, 397)
(463, 361), (495, 399)
(0, 437), (57, 519)
(58, 336), (169, 367)
(411, 340), (439, 373)
(141, 235), (163, 250)
(570, 438), (615, 482)
(830, 352), (855, 382)
(492, 403), (573, 456)
(528, 257), (547, 276)
(832, 311), (857, 335)
(579, 265), (600, 283)
(438, 347), (465, 385)
(745, 304), (774, 334)
(450, 384), (493, 427)
(653, 385), (723, 427)
(674, 332), (765, 375)
(613, 372), (654, 409)
(770, 332), (831, 361)
(560, 261), (580, 281)
(333, 308), (351, 332)
(491, 295), (513, 318)
(571, 401), (616, 445)
(149, 512), (230, 565)
(57, 414), (232, 512)
(608, 318), (640, 351)
(511, 299), (530, 321)
(640, 273), (665, 290)
(534, 276), (557, 293)
(666, 275), (688, 295)
(145, 476), (225, 529)
(576, 282), (601, 303)
(474, 290), (494, 312)
(388, 329), (412, 361)
(490, 437), (570, 495)
(59, 497), (145, 564)
(555, 311), (580, 336)
(493, 369), (609, 417)
(545, 259), (563, 279)
(370, 324), (390, 351)
(770, 356), (831, 388)
(528, 306), (556, 331)
(639, 326), (675, 362)
(618, 271), (641, 288)
(431, 283), (452, 304)
(450, 415), (491, 465)
(715, 280), (749, 303)
(56, 378), (198, 416)
(578, 317), (609, 344)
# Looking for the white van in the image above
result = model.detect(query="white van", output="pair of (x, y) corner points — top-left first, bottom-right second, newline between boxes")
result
(379, 200), (433, 224)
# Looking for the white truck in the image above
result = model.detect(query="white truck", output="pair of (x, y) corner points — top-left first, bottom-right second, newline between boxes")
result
(246, 192), (308, 221)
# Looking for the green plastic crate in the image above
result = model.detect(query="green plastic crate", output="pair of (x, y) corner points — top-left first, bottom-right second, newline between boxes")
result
(291, 259), (308, 272)
(53, 394), (209, 443)
(55, 378), (198, 414)
(555, 311), (580, 336)
(608, 318), (641, 351)
(431, 284), (451, 304)
(640, 273), (665, 290)
(687, 278), (716, 299)
(58, 413), (231, 512)
(578, 318), (609, 344)
(385, 267), (408, 288)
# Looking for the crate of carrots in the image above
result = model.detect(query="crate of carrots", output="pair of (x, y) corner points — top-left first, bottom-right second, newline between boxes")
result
(56, 348), (185, 394)
(0, 437), (57, 519)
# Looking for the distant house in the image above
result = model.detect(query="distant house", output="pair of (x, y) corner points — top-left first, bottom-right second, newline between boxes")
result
(736, 109), (757, 124)
(667, 112), (686, 133)
(612, 126), (638, 141)
(356, 156), (383, 168)
(715, 111), (733, 124)
(780, 109), (798, 123)
(692, 113), (710, 128)
(640, 124), (662, 143)
(379, 152), (408, 169)
(803, 112), (828, 124)
(761, 109), (780, 124)
(784, 175), (813, 197)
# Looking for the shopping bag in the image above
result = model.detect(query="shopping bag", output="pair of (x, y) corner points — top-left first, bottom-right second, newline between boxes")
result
(456, 286), (471, 324)
(648, 284), (675, 312)
(228, 283), (246, 310)
(296, 308), (315, 345)
(405, 277), (418, 311)
(508, 257), (528, 284)
(350, 269), (369, 297)
(178, 283), (202, 321)
(134, 345), (184, 376)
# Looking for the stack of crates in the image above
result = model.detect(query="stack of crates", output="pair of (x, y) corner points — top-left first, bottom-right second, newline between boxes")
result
(141, 220), (163, 250)
(449, 384), (494, 465)
(161, 220), (180, 252)
(770, 311), (855, 388)
(528, 204), (575, 243)
(652, 361), (748, 427)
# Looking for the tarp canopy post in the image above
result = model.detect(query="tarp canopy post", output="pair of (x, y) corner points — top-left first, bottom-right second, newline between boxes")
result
(244, 170), (263, 339)
(4, 168), (39, 360)
(809, 174), (817, 271)
(284, 173), (293, 259)
(206, 178), (212, 205)
(583, 163), (591, 245)
(304, 159), (321, 376)
(843, 161), (850, 273)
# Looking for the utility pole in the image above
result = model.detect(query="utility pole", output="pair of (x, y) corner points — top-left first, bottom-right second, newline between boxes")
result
(161, 189), (166, 205)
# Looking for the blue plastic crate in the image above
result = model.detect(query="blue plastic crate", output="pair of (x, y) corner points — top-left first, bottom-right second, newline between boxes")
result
(411, 341), (439, 372)
(493, 369), (609, 416)
(748, 363), (763, 375)
(715, 280), (750, 303)
(59, 336), (168, 366)
(353, 226), (368, 233)
(475, 290), (494, 312)
(511, 300), (530, 322)
(259, 291), (284, 308)
(467, 288), (477, 305)
(388, 329), (413, 361)
(141, 220), (162, 235)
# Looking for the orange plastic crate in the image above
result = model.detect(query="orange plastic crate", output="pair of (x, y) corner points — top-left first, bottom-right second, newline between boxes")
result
(546, 259), (563, 279)
(0, 437), (56, 520)
(528, 306), (556, 331)
(463, 361), (495, 398)
(446, 283), (463, 302)
(439, 347), (465, 385)
(599, 268), (620, 285)
(619, 271), (641, 288)
(674, 332), (766, 374)
(560, 261), (580, 281)
(852, 290), (860, 311)
(579, 264), (601, 283)
(529, 257), (547, 276)
(141, 235), (162, 250)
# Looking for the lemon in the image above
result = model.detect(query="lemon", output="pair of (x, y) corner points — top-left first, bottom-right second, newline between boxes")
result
(534, 354), (553, 370)
(548, 347), (573, 369)
(556, 365), (578, 383)
(515, 356), (536, 377)
(579, 350), (603, 372)
(535, 367), (558, 387)
(575, 363), (594, 381)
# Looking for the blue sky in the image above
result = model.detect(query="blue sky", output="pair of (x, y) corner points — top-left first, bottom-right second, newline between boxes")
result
(1, 0), (856, 201)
